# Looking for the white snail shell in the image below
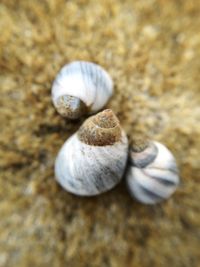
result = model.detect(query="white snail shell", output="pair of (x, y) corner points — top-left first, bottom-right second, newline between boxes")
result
(126, 140), (180, 204)
(51, 61), (113, 119)
(55, 109), (128, 196)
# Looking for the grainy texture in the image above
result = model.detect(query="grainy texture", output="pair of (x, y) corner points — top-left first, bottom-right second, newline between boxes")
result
(0, 0), (200, 266)
(78, 109), (122, 146)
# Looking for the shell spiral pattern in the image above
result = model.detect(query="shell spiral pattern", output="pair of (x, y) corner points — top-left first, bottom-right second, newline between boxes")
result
(55, 110), (128, 196)
(126, 141), (180, 204)
(51, 61), (113, 119)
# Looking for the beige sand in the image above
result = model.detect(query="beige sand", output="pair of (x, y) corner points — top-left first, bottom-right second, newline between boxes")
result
(0, 0), (200, 266)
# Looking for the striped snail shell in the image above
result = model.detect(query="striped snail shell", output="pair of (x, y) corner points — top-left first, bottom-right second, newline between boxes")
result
(55, 109), (128, 196)
(51, 61), (113, 119)
(126, 139), (180, 204)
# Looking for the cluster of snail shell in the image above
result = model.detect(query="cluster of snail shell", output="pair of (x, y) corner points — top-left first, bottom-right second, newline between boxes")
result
(52, 60), (180, 204)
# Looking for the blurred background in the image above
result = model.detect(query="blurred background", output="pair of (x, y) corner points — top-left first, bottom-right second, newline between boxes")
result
(0, 0), (200, 266)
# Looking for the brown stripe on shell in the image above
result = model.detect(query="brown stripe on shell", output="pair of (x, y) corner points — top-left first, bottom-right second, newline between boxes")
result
(78, 109), (122, 146)
(55, 95), (88, 119)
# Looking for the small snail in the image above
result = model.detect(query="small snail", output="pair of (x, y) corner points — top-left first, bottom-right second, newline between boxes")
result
(55, 109), (128, 196)
(51, 61), (113, 119)
(126, 139), (180, 204)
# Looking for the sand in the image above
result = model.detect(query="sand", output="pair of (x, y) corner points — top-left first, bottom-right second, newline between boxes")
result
(0, 0), (200, 266)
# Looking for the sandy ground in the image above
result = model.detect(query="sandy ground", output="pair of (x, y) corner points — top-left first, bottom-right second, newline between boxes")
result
(0, 0), (200, 266)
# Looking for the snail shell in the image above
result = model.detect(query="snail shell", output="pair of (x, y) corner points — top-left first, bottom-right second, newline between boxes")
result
(126, 140), (180, 204)
(55, 109), (128, 196)
(51, 61), (113, 119)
